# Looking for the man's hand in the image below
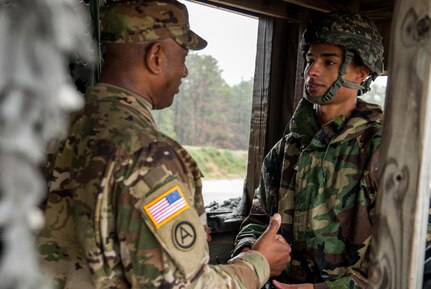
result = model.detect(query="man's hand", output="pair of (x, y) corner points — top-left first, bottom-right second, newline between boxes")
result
(272, 280), (313, 289)
(252, 213), (291, 276)
(204, 224), (212, 242)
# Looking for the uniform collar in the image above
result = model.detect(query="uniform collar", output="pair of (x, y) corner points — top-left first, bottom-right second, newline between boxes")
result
(88, 83), (156, 126)
(290, 97), (383, 147)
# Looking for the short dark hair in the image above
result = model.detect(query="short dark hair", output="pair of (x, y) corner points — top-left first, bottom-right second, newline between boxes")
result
(351, 53), (370, 72)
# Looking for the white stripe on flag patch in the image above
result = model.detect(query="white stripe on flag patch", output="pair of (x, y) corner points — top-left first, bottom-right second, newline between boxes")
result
(144, 185), (189, 228)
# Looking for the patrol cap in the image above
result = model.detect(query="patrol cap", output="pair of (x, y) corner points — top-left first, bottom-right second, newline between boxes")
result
(100, 0), (207, 50)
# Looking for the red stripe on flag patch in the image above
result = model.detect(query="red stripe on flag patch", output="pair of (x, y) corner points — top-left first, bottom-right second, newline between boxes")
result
(144, 185), (189, 228)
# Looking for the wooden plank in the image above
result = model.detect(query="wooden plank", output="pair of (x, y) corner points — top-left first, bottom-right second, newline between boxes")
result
(280, 0), (394, 20)
(281, 0), (359, 13)
(188, 0), (298, 20)
(360, 2), (394, 20)
(241, 16), (273, 215)
(241, 16), (304, 214)
(369, 0), (431, 288)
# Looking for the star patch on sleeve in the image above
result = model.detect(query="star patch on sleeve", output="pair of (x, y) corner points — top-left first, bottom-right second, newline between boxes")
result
(144, 185), (190, 228)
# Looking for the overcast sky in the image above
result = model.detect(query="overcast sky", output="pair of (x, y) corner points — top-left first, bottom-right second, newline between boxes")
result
(179, 0), (259, 86)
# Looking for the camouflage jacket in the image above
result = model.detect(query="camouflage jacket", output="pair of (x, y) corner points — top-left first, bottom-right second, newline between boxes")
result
(233, 98), (383, 289)
(37, 84), (269, 289)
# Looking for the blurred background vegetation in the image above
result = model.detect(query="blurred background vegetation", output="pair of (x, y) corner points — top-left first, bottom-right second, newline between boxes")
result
(153, 53), (253, 151)
(184, 146), (247, 179)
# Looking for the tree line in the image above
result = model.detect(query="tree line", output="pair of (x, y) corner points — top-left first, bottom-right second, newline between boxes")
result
(153, 53), (253, 150)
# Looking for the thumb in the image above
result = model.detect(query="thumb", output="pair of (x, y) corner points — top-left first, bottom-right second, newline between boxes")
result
(266, 213), (281, 235)
(272, 279), (289, 289)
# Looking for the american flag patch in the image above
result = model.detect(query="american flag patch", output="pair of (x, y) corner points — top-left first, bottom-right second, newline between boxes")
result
(144, 185), (189, 228)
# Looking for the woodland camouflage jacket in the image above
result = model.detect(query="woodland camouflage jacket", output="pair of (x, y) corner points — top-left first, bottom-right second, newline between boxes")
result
(233, 98), (383, 289)
(37, 84), (269, 289)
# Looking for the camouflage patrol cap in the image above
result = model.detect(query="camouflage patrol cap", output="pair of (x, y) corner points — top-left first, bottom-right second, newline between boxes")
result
(100, 0), (207, 50)
(301, 12), (384, 75)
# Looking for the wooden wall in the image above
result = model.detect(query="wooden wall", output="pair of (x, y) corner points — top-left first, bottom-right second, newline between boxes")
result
(369, 0), (431, 288)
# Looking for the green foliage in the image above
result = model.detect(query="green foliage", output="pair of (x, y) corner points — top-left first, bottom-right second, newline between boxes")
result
(184, 145), (247, 179)
(153, 107), (175, 136)
(152, 53), (253, 150)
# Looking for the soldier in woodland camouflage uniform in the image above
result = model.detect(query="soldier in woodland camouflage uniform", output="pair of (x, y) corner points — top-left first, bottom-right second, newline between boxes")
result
(37, 1), (292, 288)
(232, 12), (385, 289)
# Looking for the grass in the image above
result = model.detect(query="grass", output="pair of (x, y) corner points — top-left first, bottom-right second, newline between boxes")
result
(184, 145), (248, 179)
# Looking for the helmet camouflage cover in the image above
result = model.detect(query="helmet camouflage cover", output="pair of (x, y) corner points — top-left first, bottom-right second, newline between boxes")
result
(301, 12), (384, 75)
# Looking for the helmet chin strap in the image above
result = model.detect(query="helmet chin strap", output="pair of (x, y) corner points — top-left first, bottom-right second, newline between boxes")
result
(304, 50), (375, 104)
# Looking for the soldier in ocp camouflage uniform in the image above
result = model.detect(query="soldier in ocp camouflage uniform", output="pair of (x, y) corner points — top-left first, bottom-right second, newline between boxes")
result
(37, 1), (292, 288)
(231, 12), (385, 289)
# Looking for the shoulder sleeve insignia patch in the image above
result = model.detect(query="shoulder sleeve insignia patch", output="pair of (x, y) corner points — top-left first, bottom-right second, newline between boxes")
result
(144, 185), (190, 228)
(136, 179), (207, 279)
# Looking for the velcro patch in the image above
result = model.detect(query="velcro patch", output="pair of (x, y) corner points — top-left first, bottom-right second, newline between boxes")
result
(144, 185), (189, 228)
(135, 177), (207, 279)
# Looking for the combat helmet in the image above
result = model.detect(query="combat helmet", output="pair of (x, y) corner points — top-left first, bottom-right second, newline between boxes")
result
(301, 12), (384, 104)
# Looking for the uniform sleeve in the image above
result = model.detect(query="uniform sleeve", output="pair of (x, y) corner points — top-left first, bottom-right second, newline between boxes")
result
(197, 251), (270, 289)
(312, 273), (367, 289)
(231, 139), (285, 257)
(322, 268), (368, 289)
(230, 180), (269, 256)
(109, 143), (270, 289)
(427, 198), (431, 245)
(362, 133), (381, 222)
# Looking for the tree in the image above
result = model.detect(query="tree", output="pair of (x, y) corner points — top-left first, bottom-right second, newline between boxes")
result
(227, 79), (253, 149)
(153, 53), (254, 150)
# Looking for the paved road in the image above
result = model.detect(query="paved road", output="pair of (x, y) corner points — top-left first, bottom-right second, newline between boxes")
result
(202, 178), (244, 204)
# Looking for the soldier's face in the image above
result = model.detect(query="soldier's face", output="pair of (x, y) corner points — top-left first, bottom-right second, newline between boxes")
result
(304, 43), (358, 102)
(157, 39), (189, 109)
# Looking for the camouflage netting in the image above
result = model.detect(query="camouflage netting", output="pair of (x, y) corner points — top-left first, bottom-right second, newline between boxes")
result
(205, 197), (242, 213)
(0, 0), (93, 288)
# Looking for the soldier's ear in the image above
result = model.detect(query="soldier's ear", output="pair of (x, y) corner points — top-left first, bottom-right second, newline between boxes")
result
(355, 66), (369, 83)
(146, 41), (164, 74)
